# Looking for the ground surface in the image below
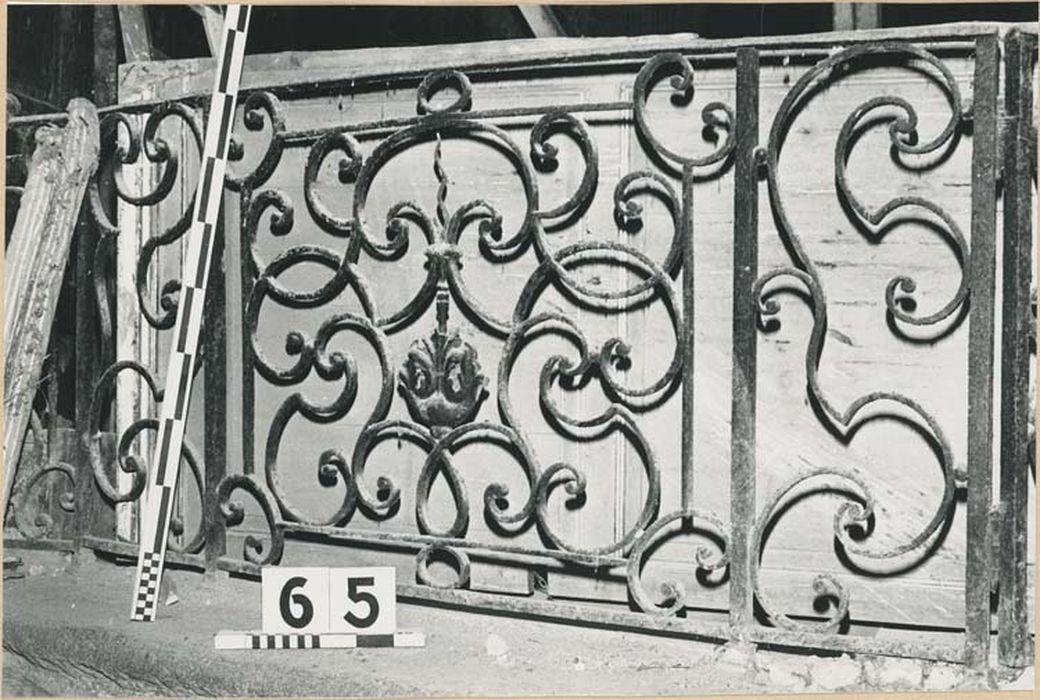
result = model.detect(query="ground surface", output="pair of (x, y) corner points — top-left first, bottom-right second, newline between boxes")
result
(1, 550), (1034, 697)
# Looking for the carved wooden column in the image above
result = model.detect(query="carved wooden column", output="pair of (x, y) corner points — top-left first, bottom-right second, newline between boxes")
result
(3, 98), (100, 518)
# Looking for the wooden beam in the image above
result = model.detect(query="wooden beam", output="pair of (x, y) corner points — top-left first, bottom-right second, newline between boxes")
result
(92, 6), (119, 106)
(3, 99), (100, 520)
(117, 6), (154, 63)
(119, 23), (1023, 105)
(191, 5), (225, 57)
(833, 3), (881, 31)
(119, 33), (705, 102)
(114, 110), (155, 543)
(516, 6), (567, 38)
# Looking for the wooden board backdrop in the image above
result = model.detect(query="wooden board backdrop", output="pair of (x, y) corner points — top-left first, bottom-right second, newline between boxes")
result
(117, 31), (1036, 635)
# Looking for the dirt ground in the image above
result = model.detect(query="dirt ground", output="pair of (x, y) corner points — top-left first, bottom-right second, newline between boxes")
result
(1, 550), (1033, 697)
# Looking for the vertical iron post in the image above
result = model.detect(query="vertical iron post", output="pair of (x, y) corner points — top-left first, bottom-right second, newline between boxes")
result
(681, 163), (695, 511)
(203, 208), (228, 571)
(240, 188), (255, 477)
(729, 46), (760, 643)
(73, 213), (98, 546)
(964, 32), (999, 672)
(998, 28), (1036, 670)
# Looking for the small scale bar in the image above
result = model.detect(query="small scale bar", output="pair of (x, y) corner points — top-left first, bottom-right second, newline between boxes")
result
(214, 630), (425, 650)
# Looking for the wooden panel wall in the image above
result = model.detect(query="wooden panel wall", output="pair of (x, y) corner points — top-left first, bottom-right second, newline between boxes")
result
(117, 31), (1035, 632)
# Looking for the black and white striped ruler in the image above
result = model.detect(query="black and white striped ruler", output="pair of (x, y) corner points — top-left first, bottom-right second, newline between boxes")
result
(214, 630), (426, 650)
(130, 5), (251, 622)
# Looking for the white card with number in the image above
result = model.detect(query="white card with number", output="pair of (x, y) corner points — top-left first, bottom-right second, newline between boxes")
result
(327, 566), (396, 635)
(261, 567), (330, 634)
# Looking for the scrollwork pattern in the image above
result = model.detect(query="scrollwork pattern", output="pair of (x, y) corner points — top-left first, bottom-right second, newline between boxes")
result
(13, 462), (77, 540)
(214, 59), (733, 610)
(626, 509), (729, 616)
(88, 102), (205, 330)
(88, 360), (207, 552)
(751, 43), (966, 630)
(633, 52), (735, 168)
(217, 474), (285, 566)
(771, 43), (968, 331)
(0, 22), (997, 670)
(11, 413), (77, 542)
(226, 91), (287, 192)
(76, 44), (984, 642)
(84, 97), (229, 556)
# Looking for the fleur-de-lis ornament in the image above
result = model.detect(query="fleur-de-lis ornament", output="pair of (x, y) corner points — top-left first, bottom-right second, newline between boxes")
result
(398, 131), (488, 436)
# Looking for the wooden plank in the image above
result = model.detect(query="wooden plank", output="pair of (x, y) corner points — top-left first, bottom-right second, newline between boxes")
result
(833, 3), (881, 32)
(75, 4), (119, 547)
(516, 6), (567, 38)
(191, 5), (225, 57)
(92, 6), (119, 107)
(114, 109), (155, 542)
(119, 33), (696, 102)
(116, 22), (1033, 104)
(117, 6), (154, 64)
(112, 27), (1023, 633)
(3, 99), (99, 520)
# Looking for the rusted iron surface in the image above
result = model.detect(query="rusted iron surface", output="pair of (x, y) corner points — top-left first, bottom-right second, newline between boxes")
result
(998, 28), (1037, 671)
(963, 33), (999, 672)
(203, 215), (228, 571)
(729, 46), (759, 644)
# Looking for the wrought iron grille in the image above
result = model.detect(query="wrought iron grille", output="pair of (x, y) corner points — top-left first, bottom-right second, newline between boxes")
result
(4, 25), (1036, 673)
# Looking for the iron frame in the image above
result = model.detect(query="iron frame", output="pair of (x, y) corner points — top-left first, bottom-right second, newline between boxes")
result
(4, 25), (1036, 672)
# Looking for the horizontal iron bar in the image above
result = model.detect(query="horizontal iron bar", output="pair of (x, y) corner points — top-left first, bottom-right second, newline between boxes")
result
(280, 100), (633, 145)
(211, 554), (967, 663)
(749, 628), (965, 664)
(2, 537), (77, 553)
(216, 555), (257, 576)
(278, 521), (628, 569)
(396, 583), (732, 643)
(80, 536), (206, 569)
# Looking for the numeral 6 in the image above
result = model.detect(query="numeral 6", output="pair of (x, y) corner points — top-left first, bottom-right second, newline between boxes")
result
(279, 576), (315, 629)
(261, 567), (329, 634)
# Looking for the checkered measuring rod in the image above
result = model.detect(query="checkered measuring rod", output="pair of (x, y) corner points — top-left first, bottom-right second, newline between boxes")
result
(131, 5), (251, 622)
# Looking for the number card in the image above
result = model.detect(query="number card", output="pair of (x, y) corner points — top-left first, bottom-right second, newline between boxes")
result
(262, 567), (330, 634)
(328, 567), (396, 635)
